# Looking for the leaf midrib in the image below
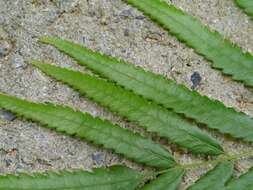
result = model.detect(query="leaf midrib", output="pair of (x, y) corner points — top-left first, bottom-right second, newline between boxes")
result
(3, 101), (172, 163)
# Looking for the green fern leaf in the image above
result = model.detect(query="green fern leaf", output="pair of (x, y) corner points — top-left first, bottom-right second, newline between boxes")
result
(235, 0), (253, 19)
(186, 162), (234, 190)
(0, 93), (175, 169)
(221, 167), (253, 190)
(121, 0), (253, 87)
(30, 61), (224, 156)
(138, 168), (184, 190)
(0, 165), (142, 190)
(38, 37), (253, 144)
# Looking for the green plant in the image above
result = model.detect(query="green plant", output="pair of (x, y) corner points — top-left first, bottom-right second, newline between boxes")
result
(139, 168), (184, 190)
(1, 61), (253, 189)
(235, 0), (253, 19)
(39, 37), (253, 143)
(1, 0), (253, 189)
(0, 165), (142, 190)
(186, 162), (234, 190)
(124, 0), (253, 87)
(0, 93), (175, 169)
(30, 60), (223, 156)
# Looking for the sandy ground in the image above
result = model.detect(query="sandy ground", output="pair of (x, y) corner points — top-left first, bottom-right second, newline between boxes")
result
(0, 0), (253, 188)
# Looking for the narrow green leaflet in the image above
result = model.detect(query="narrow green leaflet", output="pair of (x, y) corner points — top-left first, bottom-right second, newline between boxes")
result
(39, 37), (253, 143)
(31, 61), (224, 156)
(186, 162), (234, 190)
(0, 165), (142, 190)
(138, 168), (184, 190)
(123, 0), (253, 86)
(235, 0), (253, 19)
(0, 93), (175, 169)
(221, 167), (253, 190)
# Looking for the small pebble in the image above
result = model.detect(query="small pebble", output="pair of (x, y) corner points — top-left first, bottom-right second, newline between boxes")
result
(100, 16), (109, 25)
(0, 40), (11, 57)
(0, 109), (17, 121)
(104, 50), (113, 56)
(135, 15), (145, 20)
(145, 31), (162, 42)
(119, 9), (133, 18)
(92, 152), (104, 165)
(0, 27), (8, 40)
(191, 71), (202, 89)
(12, 54), (26, 68)
(124, 28), (130, 36)
(4, 159), (12, 167)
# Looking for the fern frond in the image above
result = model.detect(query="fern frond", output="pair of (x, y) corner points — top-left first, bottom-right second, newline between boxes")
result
(184, 161), (253, 190)
(235, 0), (253, 19)
(30, 61), (224, 156)
(186, 162), (234, 190)
(0, 165), (142, 190)
(38, 37), (253, 144)
(120, 0), (253, 87)
(138, 168), (184, 190)
(221, 167), (253, 190)
(0, 93), (176, 169)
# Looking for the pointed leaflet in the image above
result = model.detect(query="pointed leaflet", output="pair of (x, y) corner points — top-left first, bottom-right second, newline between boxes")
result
(235, 0), (253, 19)
(39, 37), (253, 143)
(186, 162), (234, 190)
(123, 0), (253, 86)
(0, 165), (142, 190)
(31, 61), (223, 155)
(221, 167), (253, 190)
(0, 93), (175, 169)
(138, 168), (184, 190)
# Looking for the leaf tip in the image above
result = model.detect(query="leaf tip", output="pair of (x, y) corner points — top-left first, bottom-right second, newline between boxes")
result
(29, 60), (45, 69)
(38, 36), (56, 44)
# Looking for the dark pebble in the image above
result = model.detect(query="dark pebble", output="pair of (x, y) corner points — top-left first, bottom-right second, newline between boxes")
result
(119, 9), (133, 18)
(4, 159), (12, 167)
(124, 28), (130, 36)
(0, 109), (17, 121)
(191, 72), (202, 89)
(135, 15), (145, 20)
(92, 152), (104, 165)
(0, 41), (11, 57)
